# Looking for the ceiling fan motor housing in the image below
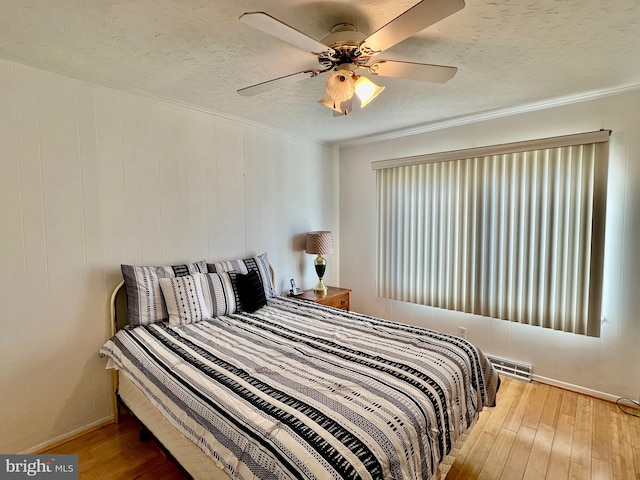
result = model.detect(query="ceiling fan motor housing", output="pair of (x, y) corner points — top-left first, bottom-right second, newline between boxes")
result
(318, 24), (370, 70)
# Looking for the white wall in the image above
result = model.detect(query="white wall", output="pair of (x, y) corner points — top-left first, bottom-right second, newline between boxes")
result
(0, 58), (338, 453)
(339, 89), (640, 400)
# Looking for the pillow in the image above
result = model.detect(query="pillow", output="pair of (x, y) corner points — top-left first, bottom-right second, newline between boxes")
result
(199, 272), (238, 318)
(207, 252), (276, 299)
(236, 270), (267, 313)
(121, 260), (207, 327)
(159, 274), (211, 326)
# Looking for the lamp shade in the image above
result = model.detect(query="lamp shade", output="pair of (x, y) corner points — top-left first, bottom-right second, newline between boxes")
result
(305, 231), (335, 255)
(325, 70), (355, 103)
(317, 93), (342, 113)
(354, 76), (385, 108)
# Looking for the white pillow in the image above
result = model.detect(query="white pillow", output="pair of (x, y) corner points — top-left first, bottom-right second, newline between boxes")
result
(159, 273), (211, 326)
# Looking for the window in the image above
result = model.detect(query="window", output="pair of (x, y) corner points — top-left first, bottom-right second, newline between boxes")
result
(373, 130), (609, 336)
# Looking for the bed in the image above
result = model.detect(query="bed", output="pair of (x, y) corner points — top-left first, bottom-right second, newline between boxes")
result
(100, 254), (499, 480)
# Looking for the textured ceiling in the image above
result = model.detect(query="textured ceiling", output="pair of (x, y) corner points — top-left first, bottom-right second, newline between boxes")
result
(1, 0), (639, 144)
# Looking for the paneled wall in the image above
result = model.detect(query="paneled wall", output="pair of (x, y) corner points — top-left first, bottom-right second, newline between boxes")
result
(0, 58), (338, 453)
(339, 89), (640, 401)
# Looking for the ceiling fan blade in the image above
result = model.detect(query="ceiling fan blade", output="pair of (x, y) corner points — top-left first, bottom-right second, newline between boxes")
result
(237, 70), (319, 96)
(360, 0), (465, 55)
(369, 60), (457, 83)
(239, 12), (331, 54)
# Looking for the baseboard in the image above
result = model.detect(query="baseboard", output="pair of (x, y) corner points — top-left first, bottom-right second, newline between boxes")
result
(21, 416), (114, 454)
(531, 374), (620, 403)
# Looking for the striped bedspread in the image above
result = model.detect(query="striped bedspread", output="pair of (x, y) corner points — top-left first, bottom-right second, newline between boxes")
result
(100, 296), (499, 480)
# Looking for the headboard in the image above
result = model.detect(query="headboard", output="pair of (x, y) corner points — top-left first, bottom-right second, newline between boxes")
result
(109, 281), (128, 336)
(109, 264), (276, 335)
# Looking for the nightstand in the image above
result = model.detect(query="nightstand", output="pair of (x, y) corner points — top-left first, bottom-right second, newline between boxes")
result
(297, 286), (351, 311)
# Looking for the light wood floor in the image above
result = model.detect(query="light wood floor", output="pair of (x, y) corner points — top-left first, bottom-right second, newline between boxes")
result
(446, 377), (640, 480)
(42, 412), (186, 480)
(43, 377), (640, 479)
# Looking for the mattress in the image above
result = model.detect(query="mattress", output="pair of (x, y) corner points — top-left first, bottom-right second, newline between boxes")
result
(101, 296), (499, 479)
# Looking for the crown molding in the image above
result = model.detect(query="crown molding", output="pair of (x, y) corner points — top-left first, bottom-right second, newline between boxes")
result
(0, 54), (333, 146)
(339, 83), (640, 148)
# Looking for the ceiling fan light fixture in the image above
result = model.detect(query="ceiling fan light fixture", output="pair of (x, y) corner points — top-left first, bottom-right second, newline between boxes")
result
(325, 69), (355, 102)
(354, 76), (385, 108)
(317, 93), (342, 113)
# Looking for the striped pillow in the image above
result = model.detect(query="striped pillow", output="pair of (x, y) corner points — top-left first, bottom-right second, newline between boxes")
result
(159, 274), (211, 326)
(199, 272), (238, 317)
(207, 252), (275, 299)
(121, 260), (207, 327)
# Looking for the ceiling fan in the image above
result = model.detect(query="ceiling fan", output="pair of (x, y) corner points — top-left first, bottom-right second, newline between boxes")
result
(237, 0), (465, 116)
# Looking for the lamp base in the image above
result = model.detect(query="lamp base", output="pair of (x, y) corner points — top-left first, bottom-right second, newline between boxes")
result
(314, 278), (328, 295)
(313, 254), (328, 294)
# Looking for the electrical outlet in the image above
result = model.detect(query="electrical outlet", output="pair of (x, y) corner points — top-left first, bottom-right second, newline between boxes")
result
(458, 327), (467, 339)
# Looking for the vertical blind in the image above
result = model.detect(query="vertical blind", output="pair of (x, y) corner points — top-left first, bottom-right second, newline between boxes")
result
(373, 131), (609, 336)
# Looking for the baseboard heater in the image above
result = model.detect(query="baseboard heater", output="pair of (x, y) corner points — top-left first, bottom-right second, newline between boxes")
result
(486, 354), (533, 381)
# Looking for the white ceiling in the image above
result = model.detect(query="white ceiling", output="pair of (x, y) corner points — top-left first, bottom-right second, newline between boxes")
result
(1, 0), (639, 144)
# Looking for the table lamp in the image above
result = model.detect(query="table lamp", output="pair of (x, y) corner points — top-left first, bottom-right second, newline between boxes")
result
(305, 231), (335, 294)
